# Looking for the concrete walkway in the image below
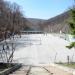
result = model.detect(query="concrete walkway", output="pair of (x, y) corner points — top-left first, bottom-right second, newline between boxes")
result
(9, 65), (72, 75)
(9, 65), (52, 75)
(45, 65), (72, 75)
(9, 65), (30, 75)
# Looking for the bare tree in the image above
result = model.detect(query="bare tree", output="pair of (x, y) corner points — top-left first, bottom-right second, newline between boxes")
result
(0, 0), (27, 63)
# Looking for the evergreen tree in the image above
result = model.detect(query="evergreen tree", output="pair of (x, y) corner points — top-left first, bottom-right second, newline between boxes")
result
(66, 6), (75, 49)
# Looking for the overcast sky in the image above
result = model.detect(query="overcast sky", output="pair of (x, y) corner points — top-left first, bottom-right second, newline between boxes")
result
(5, 0), (74, 19)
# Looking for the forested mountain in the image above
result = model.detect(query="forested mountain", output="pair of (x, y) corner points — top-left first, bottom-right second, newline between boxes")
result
(42, 11), (70, 33)
(26, 11), (70, 33)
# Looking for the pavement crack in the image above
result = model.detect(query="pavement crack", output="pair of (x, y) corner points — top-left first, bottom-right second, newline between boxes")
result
(43, 67), (54, 75)
(26, 66), (32, 75)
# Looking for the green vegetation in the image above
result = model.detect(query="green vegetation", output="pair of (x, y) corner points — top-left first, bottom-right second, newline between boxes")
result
(65, 5), (75, 69)
(66, 6), (75, 49)
(58, 63), (75, 69)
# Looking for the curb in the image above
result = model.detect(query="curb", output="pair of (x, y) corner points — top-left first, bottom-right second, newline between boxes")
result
(0, 63), (22, 75)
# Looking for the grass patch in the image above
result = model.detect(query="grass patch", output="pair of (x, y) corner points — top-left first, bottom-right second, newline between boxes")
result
(57, 62), (75, 69)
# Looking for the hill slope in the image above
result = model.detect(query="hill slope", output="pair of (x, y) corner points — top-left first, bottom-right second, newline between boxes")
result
(42, 11), (70, 33)
(25, 18), (45, 31)
(25, 11), (70, 33)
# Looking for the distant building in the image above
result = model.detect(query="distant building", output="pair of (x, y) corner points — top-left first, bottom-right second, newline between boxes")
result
(20, 31), (44, 34)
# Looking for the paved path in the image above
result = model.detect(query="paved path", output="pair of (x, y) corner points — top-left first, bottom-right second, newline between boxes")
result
(9, 65), (51, 75)
(9, 65), (72, 75)
(9, 65), (30, 75)
(45, 66), (72, 75)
